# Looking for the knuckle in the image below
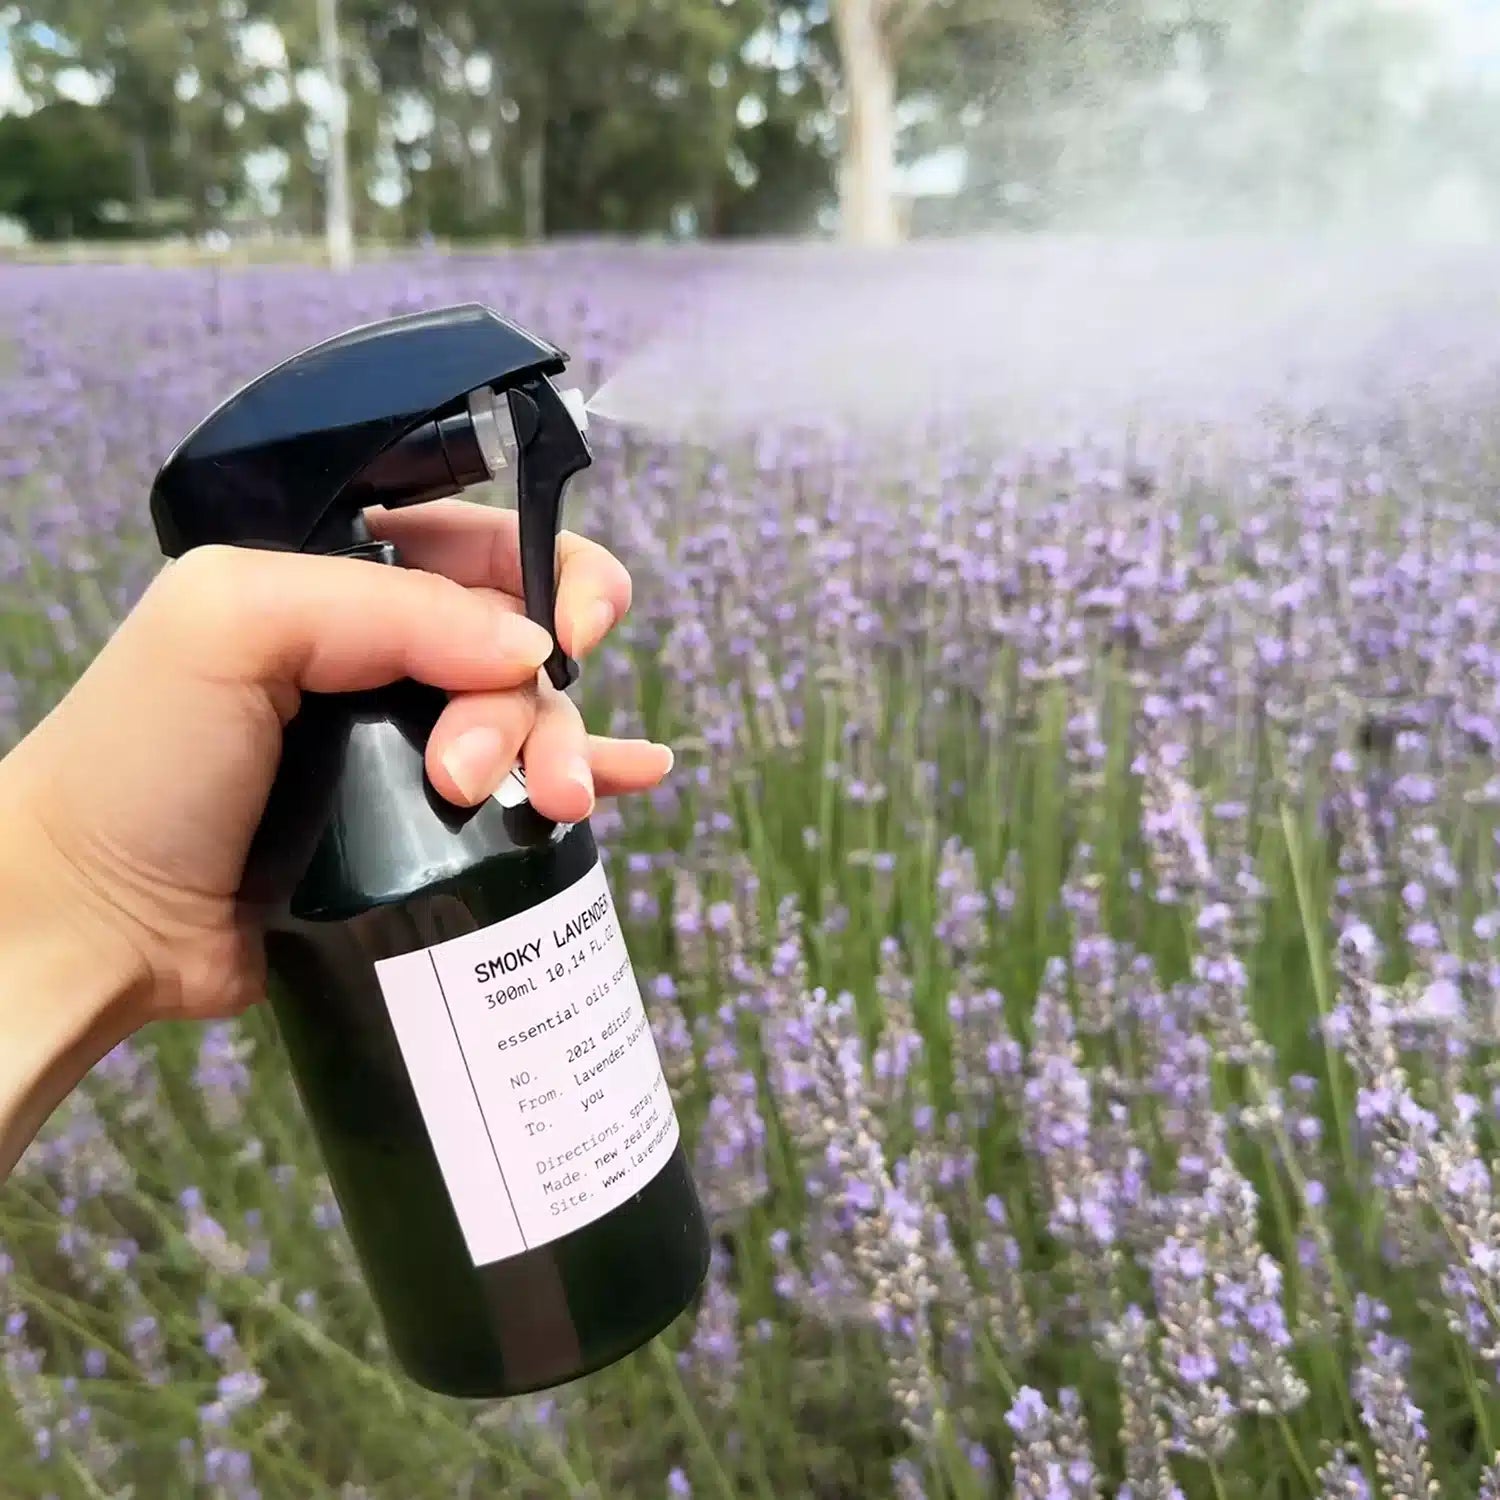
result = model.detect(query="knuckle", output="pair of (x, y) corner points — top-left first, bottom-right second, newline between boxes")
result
(500, 684), (541, 731)
(151, 545), (254, 635)
(562, 532), (633, 607)
(539, 682), (586, 732)
(407, 564), (467, 616)
(163, 542), (239, 594)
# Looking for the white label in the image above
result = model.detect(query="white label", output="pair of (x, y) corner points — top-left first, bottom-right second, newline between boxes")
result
(372, 860), (680, 1265)
(493, 764), (531, 809)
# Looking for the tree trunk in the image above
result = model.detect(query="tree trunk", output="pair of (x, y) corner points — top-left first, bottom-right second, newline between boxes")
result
(476, 120), (503, 216)
(316, 0), (355, 270)
(521, 107), (546, 242)
(130, 132), (153, 225)
(831, 0), (900, 245)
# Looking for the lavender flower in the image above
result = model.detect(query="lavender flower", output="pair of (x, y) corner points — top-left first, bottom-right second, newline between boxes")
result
(974, 1194), (1035, 1358)
(767, 986), (952, 1442)
(1006, 1386), (1103, 1499)
(683, 1246), (740, 1409)
(3, 1303), (58, 1466)
(694, 1065), (769, 1220)
(1149, 1231), (1238, 1460)
(891, 1457), (926, 1500)
(195, 1022), (254, 1130)
(1316, 1447), (1372, 1499)
(645, 973), (698, 1097)
(947, 980), (1020, 1123)
(1478, 1454), (1500, 1500)
(1064, 863), (1124, 1037)
(871, 937), (928, 1123)
(1102, 1306), (1185, 1500)
(11, 244), (1500, 1499)
(935, 838), (988, 972)
(1150, 1154), (1307, 1453)
(1353, 1322), (1439, 1500)
(1136, 709), (1264, 1062)
(1022, 960), (1117, 1251)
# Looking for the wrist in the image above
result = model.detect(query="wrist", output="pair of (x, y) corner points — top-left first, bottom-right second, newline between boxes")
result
(0, 792), (151, 1181)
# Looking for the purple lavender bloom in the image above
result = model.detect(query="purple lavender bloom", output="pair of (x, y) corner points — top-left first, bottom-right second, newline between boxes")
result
(694, 1068), (770, 1220)
(1479, 1455), (1500, 1500)
(1316, 1447), (1372, 1500)
(14, 244), (1500, 1499)
(1353, 1327), (1438, 1499)
(891, 1457), (927, 1499)
(1006, 1386), (1102, 1499)
(684, 1246), (740, 1409)
(194, 1023), (254, 1129)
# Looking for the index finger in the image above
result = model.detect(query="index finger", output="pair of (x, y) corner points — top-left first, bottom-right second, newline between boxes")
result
(144, 544), (553, 705)
(364, 499), (633, 658)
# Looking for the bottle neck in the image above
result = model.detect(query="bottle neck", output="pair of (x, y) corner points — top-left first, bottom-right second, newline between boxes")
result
(324, 535), (401, 566)
(241, 675), (450, 913)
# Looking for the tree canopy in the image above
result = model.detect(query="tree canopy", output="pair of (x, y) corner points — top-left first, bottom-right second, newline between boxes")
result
(0, 0), (1491, 244)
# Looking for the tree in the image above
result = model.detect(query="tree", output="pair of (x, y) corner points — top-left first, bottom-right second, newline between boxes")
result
(332, 0), (831, 240)
(315, 0), (353, 266)
(823, 0), (1073, 243)
(0, 100), (133, 238)
(829, 0), (902, 243)
(6, 1), (294, 230)
(711, 84), (837, 237)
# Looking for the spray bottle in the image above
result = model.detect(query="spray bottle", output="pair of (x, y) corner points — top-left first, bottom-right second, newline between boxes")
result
(148, 304), (710, 1398)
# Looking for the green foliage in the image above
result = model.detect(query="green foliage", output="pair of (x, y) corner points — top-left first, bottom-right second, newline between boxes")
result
(342, 0), (833, 238)
(713, 92), (837, 237)
(0, 0), (831, 241)
(0, 101), (134, 239)
(6, 0), (297, 229)
(0, 0), (1491, 240)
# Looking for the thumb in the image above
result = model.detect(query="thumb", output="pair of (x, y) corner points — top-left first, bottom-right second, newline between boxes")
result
(132, 545), (553, 710)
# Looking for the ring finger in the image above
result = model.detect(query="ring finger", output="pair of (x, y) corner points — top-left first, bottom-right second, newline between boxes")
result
(425, 685), (539, 808)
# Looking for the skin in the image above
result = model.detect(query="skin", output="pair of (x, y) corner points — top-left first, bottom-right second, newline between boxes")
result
(0, 499), (671, 1181)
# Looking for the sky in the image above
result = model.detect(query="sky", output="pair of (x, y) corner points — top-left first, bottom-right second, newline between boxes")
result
(1402, 0), (1500, 86)
(0, 25), (101, 111)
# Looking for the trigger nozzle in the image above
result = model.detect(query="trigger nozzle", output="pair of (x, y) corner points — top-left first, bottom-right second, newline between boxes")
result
(560, 388), (589, 433)
(467, 387), (511, 474)
(507, 374), (593, 695)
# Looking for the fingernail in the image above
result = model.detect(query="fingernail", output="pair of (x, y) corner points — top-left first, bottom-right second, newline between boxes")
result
(441, 728), (511, 803)
(500, 612), (553, 665)
(573, 598), (616, 655)
(657, 744), (675, 775)
(565, 754), (596, 816)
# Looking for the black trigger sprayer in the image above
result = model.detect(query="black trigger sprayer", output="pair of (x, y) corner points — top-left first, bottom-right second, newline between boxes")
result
(149, 305), (710, 1399)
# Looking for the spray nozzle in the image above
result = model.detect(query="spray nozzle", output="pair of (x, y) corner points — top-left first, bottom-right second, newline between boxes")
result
(148, 303), (594, 691)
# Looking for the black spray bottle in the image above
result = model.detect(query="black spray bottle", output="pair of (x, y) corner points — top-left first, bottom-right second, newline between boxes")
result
(148, 304), (711, 1397)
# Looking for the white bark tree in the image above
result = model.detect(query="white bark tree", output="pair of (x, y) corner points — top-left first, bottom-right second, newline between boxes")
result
(829, 0), (933, 245)
(316, 0), (354, 270)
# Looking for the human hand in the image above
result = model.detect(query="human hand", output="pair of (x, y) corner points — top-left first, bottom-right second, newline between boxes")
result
(0, 499), (669, 1038)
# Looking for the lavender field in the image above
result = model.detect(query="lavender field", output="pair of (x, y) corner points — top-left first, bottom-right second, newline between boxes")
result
(6, 248), (1500, 1499)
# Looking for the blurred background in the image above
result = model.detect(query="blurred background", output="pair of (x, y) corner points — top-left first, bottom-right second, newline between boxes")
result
(0, 0), (1498, 256)
(11, 5), (1500, 1500)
